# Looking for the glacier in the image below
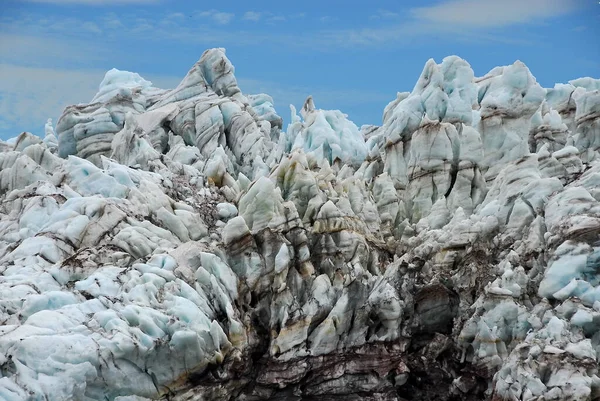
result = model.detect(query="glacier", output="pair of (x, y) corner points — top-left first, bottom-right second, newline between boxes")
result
(0, 47), (599, 401)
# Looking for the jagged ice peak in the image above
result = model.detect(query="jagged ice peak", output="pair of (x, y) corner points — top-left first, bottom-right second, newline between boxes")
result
(0, 47), (599, 401)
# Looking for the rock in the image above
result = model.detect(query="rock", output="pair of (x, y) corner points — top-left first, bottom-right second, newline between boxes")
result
(413, 284), (459, 334)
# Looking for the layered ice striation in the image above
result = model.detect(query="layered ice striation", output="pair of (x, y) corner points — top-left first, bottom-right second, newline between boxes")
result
(55, 48), (278, 177)
(284, 96), (368, 167)
(0, 49), (599, 401)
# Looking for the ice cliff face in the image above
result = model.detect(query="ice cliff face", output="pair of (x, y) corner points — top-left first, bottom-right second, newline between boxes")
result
(0, 48), (599, 401)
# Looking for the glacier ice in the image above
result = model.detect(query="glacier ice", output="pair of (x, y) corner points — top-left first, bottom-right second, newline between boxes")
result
(284, 96), (368, 167)
(0, 48), (599, 401)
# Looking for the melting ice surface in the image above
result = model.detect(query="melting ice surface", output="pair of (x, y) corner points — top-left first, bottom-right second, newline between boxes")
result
(0, 48), (599, 401)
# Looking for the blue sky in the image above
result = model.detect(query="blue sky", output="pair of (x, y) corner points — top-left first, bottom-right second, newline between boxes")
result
(0, 0), (598, 139)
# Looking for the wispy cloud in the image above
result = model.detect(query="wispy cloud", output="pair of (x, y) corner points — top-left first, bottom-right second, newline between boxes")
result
(307, 0), (579, 48)
(21, 0), (160, 4)
(314, 0), (581, 47)
(314, 24), (537, 48)
(0, 59), (388, 139)
(0, 63), (180, 138)
(237, 77), (392, 119)
(1, 0), (579, 62)
(0, 33), (111, 68)
(369, 9), (400, 20)
(319, 16), (336, 23)
(101, 13), (124, 30)
(241, 11), (288, 23)
(411, 0), (580, 28)
(267, 15), (286, 23)
(0, 64), (103, 137)
(213, 12), (234, 25)
(197, 9), (235, 25)
(243, 11), (261, 22)
(82, 21), (102, 33)
(167, 12), (185, 20)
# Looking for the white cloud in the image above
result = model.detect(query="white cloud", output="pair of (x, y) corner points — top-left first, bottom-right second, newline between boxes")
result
(370, 9), (400, 20)
(212, 12), (234, 25)
(0, 64), (102, 137)
(22, 0), (160, 4)
(0, 63), (181, 139)
(0, 34), (111, 68)
(319, 16), (336, 23)
(197, 10), (234, 25)
(267, 15), (286, 23)
(167, 12), (185, 20)
(0, 60), (389, 140)
(243, 11), (261, 22)
(237, 77), (391, 118)
(0, 0), (575, 70)
(242, 11), (287, 23)
(411, 0), (580, 28)
(242, 11), (303, 23)
(82, 21), (102, 33)
(314, 0), (580, 47)
(311, 0), (580, 47)
(131, 22), (153, 32)
(101, 14), (124, 30)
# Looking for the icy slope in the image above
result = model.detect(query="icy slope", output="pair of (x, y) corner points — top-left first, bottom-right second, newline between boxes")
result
(0, 49), (599, 401)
